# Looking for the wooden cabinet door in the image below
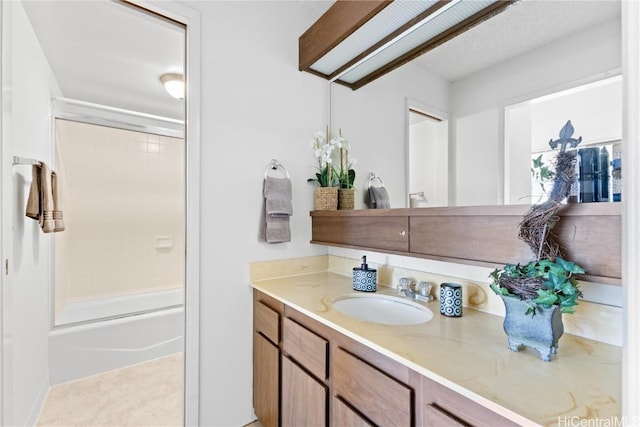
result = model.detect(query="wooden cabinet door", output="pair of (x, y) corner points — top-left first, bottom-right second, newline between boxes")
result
(311, 215), (409, 252)
(281, 356), (327, 427)
(253, 333), (279, 427)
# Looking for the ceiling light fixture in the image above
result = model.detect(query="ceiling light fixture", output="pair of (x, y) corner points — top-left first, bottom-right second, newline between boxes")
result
(160, 73), (185, 100)
(299, 0), (517, 90)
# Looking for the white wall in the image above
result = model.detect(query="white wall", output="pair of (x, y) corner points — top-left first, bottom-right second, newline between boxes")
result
(451, 17), (621, 206)
(188, 2), (330, 424)
(1, 1), (62, 425)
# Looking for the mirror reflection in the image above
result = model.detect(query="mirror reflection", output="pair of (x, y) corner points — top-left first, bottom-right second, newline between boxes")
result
(331, 0), (621, 208)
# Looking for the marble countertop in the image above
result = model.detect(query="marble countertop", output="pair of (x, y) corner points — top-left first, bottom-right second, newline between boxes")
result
(251, 271), (621, 427)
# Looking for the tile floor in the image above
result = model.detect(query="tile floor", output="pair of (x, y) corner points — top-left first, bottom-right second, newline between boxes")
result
(36, 353), (183, 426)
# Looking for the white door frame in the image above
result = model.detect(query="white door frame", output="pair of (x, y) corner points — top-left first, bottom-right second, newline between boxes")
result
(0, 1), (201, 423)
(0, 1), (5, 421)
(133, 2), (202, 425)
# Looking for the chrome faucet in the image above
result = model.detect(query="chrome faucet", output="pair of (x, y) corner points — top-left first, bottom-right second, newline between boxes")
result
(397, 278), (434, 302)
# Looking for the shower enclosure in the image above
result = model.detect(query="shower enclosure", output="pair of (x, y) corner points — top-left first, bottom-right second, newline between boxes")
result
(53, 116), (185, 326)
(49, 100), (186, 383)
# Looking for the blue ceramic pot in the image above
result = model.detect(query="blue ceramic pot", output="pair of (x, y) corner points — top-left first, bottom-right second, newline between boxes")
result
(500, 295), (564, 362)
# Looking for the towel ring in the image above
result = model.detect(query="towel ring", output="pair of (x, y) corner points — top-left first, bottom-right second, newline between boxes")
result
(366, 172), (384, 188)
(264, 159), (290, 179)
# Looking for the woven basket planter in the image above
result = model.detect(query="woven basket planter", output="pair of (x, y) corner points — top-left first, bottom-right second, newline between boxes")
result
(338, 188), (355, 210)
(314, 187), (338, 210)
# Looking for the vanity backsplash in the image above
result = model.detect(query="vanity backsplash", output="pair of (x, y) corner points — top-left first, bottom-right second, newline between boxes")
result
(250, 254), (622, 346)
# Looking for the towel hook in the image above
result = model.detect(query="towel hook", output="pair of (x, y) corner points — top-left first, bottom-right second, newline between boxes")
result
(367, 172), (384, 188)
(264, 159), (289, 179)
(12, 156), (41, 166)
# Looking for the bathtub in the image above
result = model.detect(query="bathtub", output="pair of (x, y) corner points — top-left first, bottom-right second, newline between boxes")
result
(48, 291), (184, 384)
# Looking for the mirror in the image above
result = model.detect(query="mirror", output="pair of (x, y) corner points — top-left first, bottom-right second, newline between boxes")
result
(3, 1), (186, 425)
(330, 0), (622, 208)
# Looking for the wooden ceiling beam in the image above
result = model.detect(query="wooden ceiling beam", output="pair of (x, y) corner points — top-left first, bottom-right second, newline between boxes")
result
(298, 0), (392, 72)
(299, 0), (518, 90)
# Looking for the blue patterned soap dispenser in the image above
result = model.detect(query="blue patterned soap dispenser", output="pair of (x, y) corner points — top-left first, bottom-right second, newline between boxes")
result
(353, 256), (377, 292)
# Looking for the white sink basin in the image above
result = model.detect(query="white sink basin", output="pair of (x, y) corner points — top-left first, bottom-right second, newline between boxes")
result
(332, 294), (433, 326)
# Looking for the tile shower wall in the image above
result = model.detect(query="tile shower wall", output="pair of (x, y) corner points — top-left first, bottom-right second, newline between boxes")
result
(54, 119), (184, 319)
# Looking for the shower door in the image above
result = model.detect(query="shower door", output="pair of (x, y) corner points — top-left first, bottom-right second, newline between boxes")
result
(53, 117), (185, 326)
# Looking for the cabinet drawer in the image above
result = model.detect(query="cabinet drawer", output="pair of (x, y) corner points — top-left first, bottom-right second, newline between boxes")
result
(422, 376), (517, 427)
(283, 317), (328, 381)
(255, 300), (280, 344)
(424, 403), (467, 426)
(332, 396), (374, 426)
(311, 215), (409, 252)
(333, 347), (412, 427)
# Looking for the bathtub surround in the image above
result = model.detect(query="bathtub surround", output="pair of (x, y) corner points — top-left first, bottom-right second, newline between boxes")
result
(48, 307), (184, 385)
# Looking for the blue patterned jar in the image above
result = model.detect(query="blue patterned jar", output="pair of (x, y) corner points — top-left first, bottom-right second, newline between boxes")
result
(352, 256), (377, 292)
(440, 283), (462, 317)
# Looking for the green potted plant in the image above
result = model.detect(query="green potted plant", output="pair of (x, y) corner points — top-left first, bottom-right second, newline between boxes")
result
(489, 257), (585, 362)
(490, 120), (586, 361)
(490, 257), (585, 316)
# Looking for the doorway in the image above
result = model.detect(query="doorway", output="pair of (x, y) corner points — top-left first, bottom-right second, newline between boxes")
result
(407, 105), (449, 207)
(0, 1), (200, 425)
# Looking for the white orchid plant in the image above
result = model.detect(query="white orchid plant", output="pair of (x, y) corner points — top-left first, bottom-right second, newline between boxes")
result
(308, 127), (356, 188)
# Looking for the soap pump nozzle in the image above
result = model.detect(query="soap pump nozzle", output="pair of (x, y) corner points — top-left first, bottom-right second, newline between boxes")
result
(361, 255), (368, 270)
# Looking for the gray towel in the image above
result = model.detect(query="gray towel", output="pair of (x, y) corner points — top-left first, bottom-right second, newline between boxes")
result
(259, 176), (292, 243)
(265, 177), (292, 216)
(367, 186), (390, 209)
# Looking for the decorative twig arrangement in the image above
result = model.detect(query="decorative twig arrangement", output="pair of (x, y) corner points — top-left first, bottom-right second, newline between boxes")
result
(517, 120), (582, 261)
(500, 120), (582, 300)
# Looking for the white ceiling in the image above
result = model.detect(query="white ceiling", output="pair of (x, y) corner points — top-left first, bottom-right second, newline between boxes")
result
(413, 0), (621, 82)
(22, 1), (185, 121)
(21, 0), (620, 119)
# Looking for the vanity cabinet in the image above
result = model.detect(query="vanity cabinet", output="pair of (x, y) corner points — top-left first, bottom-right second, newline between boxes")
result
(253, 289), (518, 427)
